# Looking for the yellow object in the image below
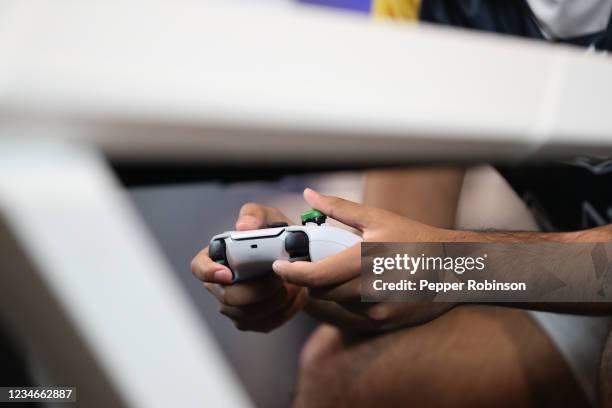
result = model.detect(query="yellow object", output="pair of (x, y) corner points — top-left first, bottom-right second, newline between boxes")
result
(373, 0), (420, 21)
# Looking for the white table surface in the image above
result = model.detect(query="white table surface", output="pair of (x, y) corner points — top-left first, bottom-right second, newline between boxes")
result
(0, 0), (610, 165)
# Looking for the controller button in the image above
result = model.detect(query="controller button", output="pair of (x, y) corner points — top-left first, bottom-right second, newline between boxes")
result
(209, 239), (228, 266)
(285, 231), (310, 262)
(267, 222), (289, 228)
(300, 209), (327, 226)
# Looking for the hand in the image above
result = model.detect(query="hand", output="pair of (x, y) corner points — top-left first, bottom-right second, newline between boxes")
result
(191, 203), (307, 332)
(272, 189), (455, 332)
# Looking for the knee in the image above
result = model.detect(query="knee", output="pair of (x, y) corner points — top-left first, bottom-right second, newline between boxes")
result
(294, 325), (346, 408)
(298, 324), (343, 372)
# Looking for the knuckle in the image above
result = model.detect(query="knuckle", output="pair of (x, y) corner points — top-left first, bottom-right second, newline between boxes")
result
(220, 305), (241, 320)
(190, 258), (203, 279)
(365, 304), (391, 323)
(218, 304), (229, 315)
(332, 197), (344, 207)
(326, 197), (341, 212)
(304, 273), (319, 287)
(220, 289), (231, 306)
(306, 268), (326, 287)
(290, 264), (315, 287)
(240, 202), (261, 215)
(223, 284), (257, 306)
(222, 290), (240, 307)
(208, 284), (224, 301)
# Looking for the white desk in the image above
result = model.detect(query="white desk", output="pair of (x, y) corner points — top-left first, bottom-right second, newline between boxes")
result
(1, 0), (611, 164)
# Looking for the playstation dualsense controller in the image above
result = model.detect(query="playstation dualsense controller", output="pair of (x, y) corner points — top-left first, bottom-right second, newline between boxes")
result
(209, 210), (362, 282)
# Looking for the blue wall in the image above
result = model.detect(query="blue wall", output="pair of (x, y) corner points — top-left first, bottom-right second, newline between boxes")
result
(298, 0), (371, 13)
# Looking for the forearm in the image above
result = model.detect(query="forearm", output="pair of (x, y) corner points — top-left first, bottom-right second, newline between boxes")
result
(446, 224), (612, 243)
(363, 167), (465, 228)
(435, 224), (612, 314)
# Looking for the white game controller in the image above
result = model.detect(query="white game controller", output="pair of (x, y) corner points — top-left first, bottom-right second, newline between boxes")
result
(209, 210), (362, 282)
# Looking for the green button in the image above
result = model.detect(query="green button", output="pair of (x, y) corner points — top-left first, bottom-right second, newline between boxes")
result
(300, 209), (326, 225)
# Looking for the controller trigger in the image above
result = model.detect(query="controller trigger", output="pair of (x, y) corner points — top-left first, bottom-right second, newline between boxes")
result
(267, 222), (289, 228)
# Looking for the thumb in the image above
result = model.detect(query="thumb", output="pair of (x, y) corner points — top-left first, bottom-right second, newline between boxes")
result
(303, 188), (377, 232)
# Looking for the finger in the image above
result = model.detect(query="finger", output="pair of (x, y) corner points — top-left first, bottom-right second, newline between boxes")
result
(224, 286), (306, 333)
(303, 299), (380, 333)
(191, 246), (233, 284)
(334, 300), (378, 319)
(205, 274), (284, 307)
(303, 188), (378, 231)
(204, 282), (225, 301)
(236, 203), (269, 231)
(236, 203), (293, 231)
(218, 284), (297, 321)
(273, 244), (361, 288)
(330, 301), (372, 318)
(308, 277), (361, 303)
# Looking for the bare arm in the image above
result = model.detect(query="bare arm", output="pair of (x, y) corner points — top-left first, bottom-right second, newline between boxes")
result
(363, 166), (464, 228)
(279, 188), (612, 329)
(446, 224), (612, 315)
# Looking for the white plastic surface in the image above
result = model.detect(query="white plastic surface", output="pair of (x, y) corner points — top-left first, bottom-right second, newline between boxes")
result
(0, 141), (252, 408)
(0, 0), (610, 163)
(212, 225), (362, 281)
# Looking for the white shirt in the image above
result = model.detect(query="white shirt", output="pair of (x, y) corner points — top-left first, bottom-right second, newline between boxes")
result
(527, 0), (612, 39)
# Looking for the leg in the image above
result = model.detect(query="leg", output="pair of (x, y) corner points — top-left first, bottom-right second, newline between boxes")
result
(294, 306), (589, 408)
(600, 331), (612, 408)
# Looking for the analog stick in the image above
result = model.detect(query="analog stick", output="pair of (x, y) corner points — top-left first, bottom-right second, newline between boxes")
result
(285, 231), (310, 262)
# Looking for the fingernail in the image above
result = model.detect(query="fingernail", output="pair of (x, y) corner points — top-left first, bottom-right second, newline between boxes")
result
(214, 269), (233, 283)
(236, 215), (258, 230)
(304, 188), (322, 198)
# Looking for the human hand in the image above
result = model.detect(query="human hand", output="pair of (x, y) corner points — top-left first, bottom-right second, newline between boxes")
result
(272, 189), (455, 332)
(191, 203), (307, 332)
